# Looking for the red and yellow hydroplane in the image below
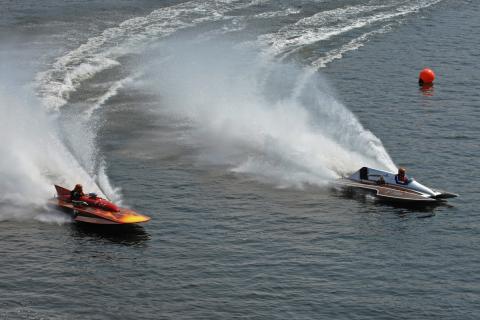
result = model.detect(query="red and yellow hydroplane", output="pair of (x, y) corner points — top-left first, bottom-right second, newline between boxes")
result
(49, 185), (150, 225)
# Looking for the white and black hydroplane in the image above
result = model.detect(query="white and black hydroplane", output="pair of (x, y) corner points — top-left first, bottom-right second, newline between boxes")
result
(338, 167), (457, 205)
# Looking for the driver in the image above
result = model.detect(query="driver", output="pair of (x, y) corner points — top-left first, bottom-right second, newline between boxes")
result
(70, 184), (85, 200)
(395, 168), (409, 184)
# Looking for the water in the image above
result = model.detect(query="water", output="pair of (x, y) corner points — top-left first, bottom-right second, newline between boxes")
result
(1, 1), (479, 319)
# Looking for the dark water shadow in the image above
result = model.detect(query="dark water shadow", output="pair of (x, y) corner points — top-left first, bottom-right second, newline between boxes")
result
(70, 223), (151, 246)
(375, 201), (439, 219)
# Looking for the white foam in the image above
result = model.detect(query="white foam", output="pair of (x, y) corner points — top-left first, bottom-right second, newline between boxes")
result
(312, 24), (392, 69)
(257, 0), (444, 59)
(143, 43), (396, 188)
(95, 162), (123, 205)
(34, 1), (282, 213)
(258, 4), (387, 56)
(36, 0), (445, 112)
(83, 74), (138, 118)
(253, 7), (301, 19)
(194, 6), (302, 43)
(26, 0), (444, 201)
(0, 83), (104, 217)
(36, 0), (271, 112)
(35, 210), (73, 225)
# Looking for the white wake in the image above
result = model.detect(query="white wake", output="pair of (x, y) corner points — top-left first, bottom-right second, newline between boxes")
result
(141, 42), (396, 187)
(2, 0), (445, 218)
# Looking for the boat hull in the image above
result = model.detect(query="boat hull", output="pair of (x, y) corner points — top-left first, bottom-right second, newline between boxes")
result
(339, 167), (458, 205)
(50, 185), (151, 225)
(337, 179), (443, 205)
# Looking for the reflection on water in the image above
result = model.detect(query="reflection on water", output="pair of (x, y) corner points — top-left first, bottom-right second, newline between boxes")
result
(70, 223), (151, 246)
(420, 84), (434, 96)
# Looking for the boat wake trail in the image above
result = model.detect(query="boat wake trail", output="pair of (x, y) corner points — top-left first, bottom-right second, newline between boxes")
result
(142, 42), (396, 188)
(0, 0), (446, 221)
(27, 0), (443, 192)
(13, 0), (438, 208)
(0, 60), (117, 222)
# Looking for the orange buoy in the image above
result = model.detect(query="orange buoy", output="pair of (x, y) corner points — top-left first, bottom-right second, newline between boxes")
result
(419, 68), (435, 85)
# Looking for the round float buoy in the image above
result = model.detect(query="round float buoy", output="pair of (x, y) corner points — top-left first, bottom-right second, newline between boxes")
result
(419, 68), (435, 85)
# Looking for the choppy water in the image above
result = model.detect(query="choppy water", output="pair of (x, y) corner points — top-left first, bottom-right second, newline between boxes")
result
(1, 1), (479, 319)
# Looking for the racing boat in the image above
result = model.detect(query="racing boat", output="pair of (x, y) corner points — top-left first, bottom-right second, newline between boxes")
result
(49, 185), (151, 225)
(338, 167), (457, 204)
